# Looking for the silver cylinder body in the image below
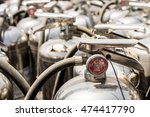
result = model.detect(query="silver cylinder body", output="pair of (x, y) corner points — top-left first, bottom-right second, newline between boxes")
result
(39, 39), (72, 99)
(55, 62), (141, 100)
(3, 26), (32, 99)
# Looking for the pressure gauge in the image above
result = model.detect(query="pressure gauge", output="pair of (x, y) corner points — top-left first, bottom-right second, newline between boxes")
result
(86, 54), (108, 76)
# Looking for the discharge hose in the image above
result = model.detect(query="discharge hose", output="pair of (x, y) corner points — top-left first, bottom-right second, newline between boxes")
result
(51, 45), (78, 98)
(25, 56), (83, 100)
(0, 60), (30, 96)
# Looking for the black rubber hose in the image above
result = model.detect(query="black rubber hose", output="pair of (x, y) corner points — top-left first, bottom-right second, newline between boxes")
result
(25, 57), (81, 100)
(13, 10), (27, 25)
(51, 45), (78, 98)
(13, 10), (26, 19)
(99, 0), (116, 23)
(0, 60), (30, 96)
(65, 45), (78, 58)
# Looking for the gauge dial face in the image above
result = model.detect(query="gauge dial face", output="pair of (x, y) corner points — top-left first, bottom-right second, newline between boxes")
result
(86, 55), (108, 76)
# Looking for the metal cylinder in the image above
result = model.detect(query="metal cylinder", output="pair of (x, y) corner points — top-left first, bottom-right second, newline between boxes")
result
(3, 26), (32, 99)
(19, 17), (48, 80)
(54, 71), (141, 100)
(39, 38), (87, 99)
(39, 39), (70, 99)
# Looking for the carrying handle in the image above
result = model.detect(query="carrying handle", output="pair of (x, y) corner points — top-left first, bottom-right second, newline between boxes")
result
(95, 24), (145, 30)
(34, 12), (75, 21)
(129, 2), (150, 9)
(78, 38), (138, 53)
(22, 0), (51, 6)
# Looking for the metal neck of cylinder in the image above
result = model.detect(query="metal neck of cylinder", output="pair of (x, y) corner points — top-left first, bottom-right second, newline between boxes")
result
(84, 69), (106, 83)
